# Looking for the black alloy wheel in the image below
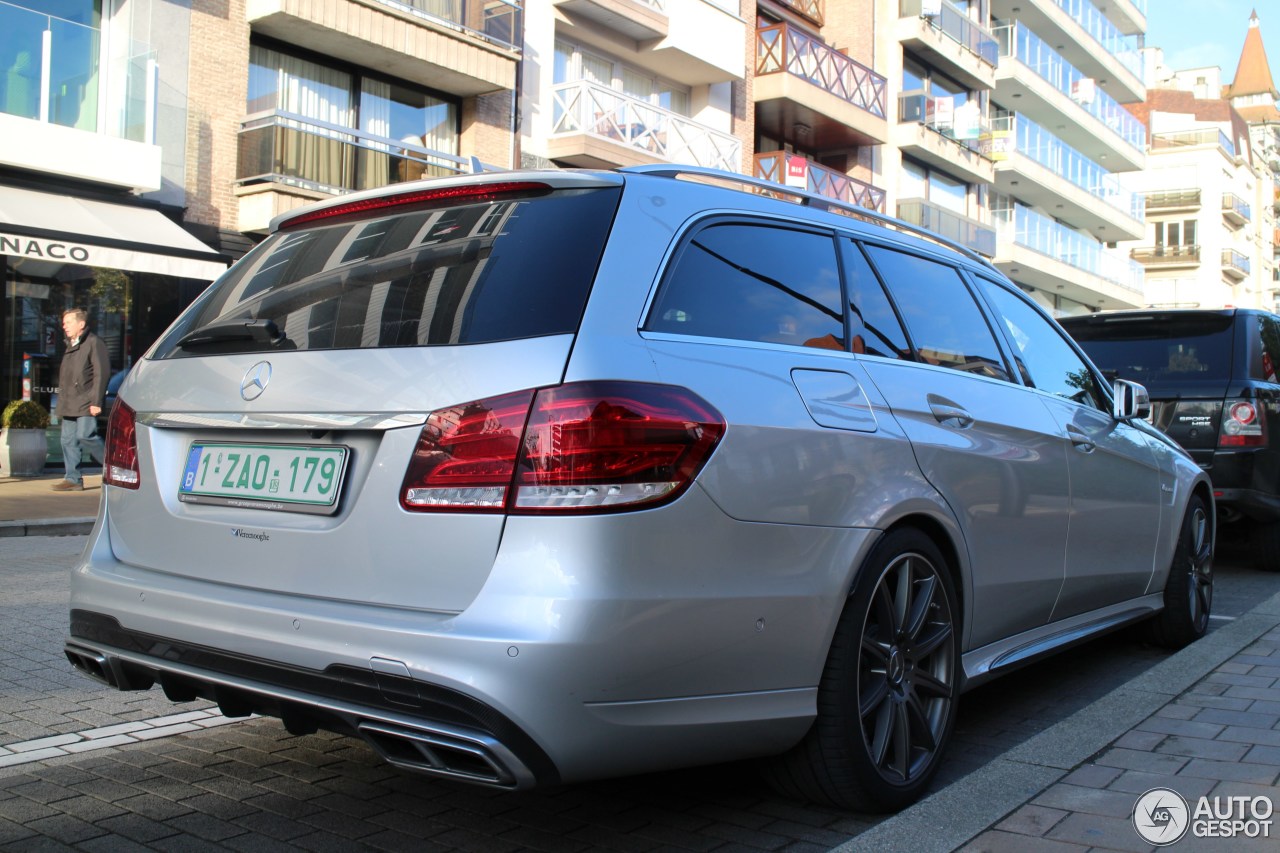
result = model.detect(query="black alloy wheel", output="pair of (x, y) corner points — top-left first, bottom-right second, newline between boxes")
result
(1149, 494), (1214, 648)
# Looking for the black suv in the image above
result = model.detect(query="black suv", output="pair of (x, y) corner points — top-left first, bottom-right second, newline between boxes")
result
(1062, 309), (1280, 571)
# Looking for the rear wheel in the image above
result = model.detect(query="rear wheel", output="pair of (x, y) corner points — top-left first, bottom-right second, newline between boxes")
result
(764, 528), (959, 811)
(1148, 494), (1214, 648)
(1248, 520), (1280, 572)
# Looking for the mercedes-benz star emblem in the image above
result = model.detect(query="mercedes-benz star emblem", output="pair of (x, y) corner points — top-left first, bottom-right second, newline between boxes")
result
(240, 361), (272, 401)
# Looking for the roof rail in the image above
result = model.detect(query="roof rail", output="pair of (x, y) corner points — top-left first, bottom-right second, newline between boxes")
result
(619, 164), (996, 270)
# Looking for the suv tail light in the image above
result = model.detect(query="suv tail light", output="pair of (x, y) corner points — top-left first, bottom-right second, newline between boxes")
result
(103, 400), (140, 488)
(1219, 399), (1266, 448)
(401, 381), (725, 514)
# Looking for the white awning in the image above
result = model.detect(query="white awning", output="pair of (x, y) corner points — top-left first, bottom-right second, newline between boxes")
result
(0, 185), (229, 281)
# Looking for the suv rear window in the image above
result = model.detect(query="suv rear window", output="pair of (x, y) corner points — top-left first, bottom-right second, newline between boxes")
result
(155, 187), (621, 358)
(1065, 314), (1236, 382)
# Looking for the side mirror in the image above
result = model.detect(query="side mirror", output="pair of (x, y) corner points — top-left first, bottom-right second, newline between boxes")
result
(1113, 378), (1151, 421)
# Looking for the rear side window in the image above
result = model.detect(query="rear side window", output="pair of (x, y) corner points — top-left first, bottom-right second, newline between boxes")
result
(864, 245), (1010, 382)
(155, 187), (621, 358)
(646, 222), (845, 350)
(1064, 314), (1235, 383)
(842, 240), (910, 359)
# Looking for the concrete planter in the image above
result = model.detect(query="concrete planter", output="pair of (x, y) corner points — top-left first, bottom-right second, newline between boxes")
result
(0, 428), (49, 477)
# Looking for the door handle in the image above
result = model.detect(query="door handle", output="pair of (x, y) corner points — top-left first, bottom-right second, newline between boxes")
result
(1067, 425), (1095, 453)
(928, 400), (974, 429)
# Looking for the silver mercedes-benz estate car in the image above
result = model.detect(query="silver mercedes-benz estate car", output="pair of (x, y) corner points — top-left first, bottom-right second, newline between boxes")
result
(67, 166), (1214, 811)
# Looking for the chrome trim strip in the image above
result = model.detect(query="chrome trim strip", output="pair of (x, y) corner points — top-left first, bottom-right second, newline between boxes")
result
(138, 412), (428, 430)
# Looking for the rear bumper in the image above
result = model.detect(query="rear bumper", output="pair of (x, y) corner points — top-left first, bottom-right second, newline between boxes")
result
(1203, 449), (1280, 521)
(68, 486), (873, 787)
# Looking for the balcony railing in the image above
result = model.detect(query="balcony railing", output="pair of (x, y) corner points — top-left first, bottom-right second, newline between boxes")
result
(236, 110), (470, 195)
(551, 80), (741, 171)
(995, 204), (1144, 293)
(373, 0), (522, 51)
(1144, 189), (1201, 210)
(898, 198), (996, 257)
(1222, 192), (1252, 225)
(994, 22), (1145, 153)
(1129, 245), (1202, 266)
(899, 0), (998, 66)
(1151, 129), (1235, 158)
(1222, 249), (1251, 278)
(0, 0), (158, 143)
(754, 151), (886, 213)
(1051, 0), (1143, 80)
(899, 93), (990, 157)
(756, 23), (887, 120)
(990, 115), (1142, 220)
(774, 0), (823, 25)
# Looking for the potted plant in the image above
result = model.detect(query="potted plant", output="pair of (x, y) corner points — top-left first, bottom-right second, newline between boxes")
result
(1, 400), (51, 477)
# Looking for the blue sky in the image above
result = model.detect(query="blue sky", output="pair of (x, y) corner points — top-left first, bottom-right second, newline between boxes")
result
(1145, 1), (1280, 80)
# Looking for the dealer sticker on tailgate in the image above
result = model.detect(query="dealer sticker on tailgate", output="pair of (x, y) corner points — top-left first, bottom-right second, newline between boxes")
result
(179, 443), (348, 515)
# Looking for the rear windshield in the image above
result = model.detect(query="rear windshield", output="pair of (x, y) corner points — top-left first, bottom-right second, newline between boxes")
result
(154, 187), (621, 358)
(1064, 314), (1235, 383)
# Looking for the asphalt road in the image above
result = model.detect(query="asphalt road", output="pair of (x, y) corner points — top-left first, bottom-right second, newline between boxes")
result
(0, 533), (1275, 852)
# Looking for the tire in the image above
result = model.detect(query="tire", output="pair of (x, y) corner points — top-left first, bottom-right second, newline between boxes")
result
(763, 528), (959, 812)
(1148, 494), (1214, 649)
(1248, 520), (1280, 572)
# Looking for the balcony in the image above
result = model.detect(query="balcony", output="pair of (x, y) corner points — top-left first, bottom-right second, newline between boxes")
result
(993, 22), (1145, 171)
(995, 203), (1144, 307)
(990, 0), (1143, 103)
(773, 0), (822, 26)
(1150, 128), (1237, 161)
(1129, 245), (1202, 269)
(897, 0), (998, 91)
(1105, 0), (1146, 35)
(0, 2), (163, 191)
(1222, 193), (1252, 228)
(989, 114), (1143, 242)
(246, 0), (520, 98)
(754, 151), (886, 214)
(546, 81), (740, 170)
(897, 198), (996, 257)
(754, 22), (888, 150)
(1144, 189), (1201, 212)
(551, 0), (667, 41)
(234, 110), (471, 232)
(894, 93), (994, 185)
(1222, 249), (1251, 281)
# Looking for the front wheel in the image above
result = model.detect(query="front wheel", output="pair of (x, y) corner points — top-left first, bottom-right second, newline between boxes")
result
(764, 528), (959, 812)
(1148, 494), (1213, 649)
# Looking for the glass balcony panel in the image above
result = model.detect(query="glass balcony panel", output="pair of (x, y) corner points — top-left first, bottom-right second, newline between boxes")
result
(991, 114), (1141, 220)
(551, 81), (741, 170)
(1151, 128), (1235, 157)
(237, 110), (470, 194)
(1129, 245), (1201, 266)
(899, 0), (998, 66)
(756, 24), (887, 119)
(1222, 249), (1251, 276)
(900, 92), (990, 156)
(1222, 192), (1251, 224)
(994, 22), (1145, 153)
(995, 204), (1143, 293)
(0, 3), (157, 143)
(1051, 0), (1142, 79)
(897, 197), (996, 256)
(754, 151), (886, 213)
(375, 0), (522, 51)
(1144, 189), (1200, 210)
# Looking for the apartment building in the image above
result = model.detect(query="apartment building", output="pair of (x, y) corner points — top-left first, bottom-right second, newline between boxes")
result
(0, 0), (228, 422)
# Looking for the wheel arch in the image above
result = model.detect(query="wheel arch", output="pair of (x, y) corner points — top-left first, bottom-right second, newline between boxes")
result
(866, 512), (968, 650)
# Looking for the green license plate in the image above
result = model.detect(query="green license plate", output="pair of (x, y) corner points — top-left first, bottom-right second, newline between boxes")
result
(178, 443), (348, 515)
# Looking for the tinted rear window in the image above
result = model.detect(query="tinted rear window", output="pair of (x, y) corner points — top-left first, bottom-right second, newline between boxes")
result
(1064, 314), (1235, 382)
(155, 187), (620, 358)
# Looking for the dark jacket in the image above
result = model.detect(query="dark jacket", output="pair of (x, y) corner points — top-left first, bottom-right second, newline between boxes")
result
(57, 331), (110, 418)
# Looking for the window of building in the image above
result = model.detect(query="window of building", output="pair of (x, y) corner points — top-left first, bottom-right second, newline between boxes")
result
(1154, 219), (1197, 250)
(244, 42), (459, 192)
(903, 158), (972, 217)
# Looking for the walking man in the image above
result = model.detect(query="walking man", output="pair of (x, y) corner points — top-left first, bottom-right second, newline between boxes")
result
(52, 308), (109, 492)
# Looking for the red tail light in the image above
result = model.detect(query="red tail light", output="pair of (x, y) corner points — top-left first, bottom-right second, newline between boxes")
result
(103, 401), (140, 489)
(1219, 399), (1266, 448)
(401, 382), (725, 514)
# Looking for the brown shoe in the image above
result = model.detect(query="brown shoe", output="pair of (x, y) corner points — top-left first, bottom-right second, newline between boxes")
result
(51, 480), (84, 491)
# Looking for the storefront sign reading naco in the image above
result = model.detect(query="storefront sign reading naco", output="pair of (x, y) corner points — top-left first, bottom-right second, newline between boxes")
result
(0, 233), (93, 263)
